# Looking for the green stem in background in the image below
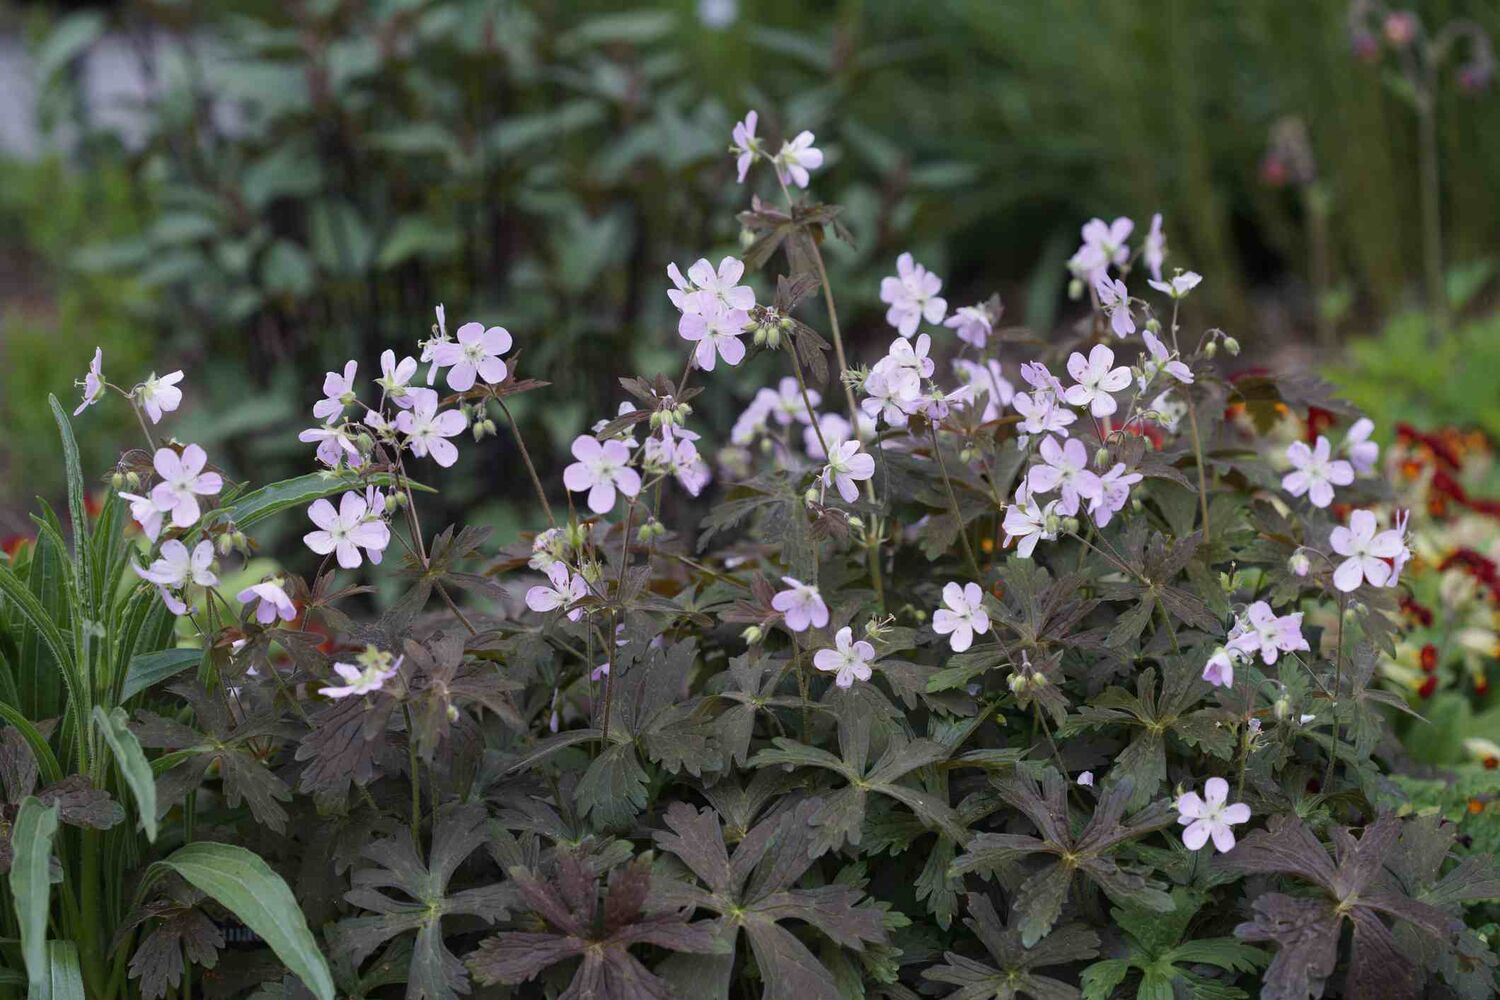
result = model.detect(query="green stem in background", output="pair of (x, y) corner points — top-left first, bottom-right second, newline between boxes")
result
(930, 425), (983, 579)
(1303, 184), (1336, 351)
(1324, 593), (1348, 792)
(1169, 298), (1212, 544)
(403, 704), (422, 844)
(497, 396), (556, 528)
(1416, 84), (1449, 339)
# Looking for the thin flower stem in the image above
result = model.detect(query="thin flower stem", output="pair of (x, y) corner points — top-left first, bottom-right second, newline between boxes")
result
(930, 425), (983, 579)
(1324, 592), (1347, 791)
(403, 704), (423, 843)
(1169, 297), (1212, 544)
(788, 347), (831, 460)
(497, 397), (555, 528)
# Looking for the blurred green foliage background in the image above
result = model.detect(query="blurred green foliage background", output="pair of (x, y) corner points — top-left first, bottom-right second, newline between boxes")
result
(3, 0), (1499, 538)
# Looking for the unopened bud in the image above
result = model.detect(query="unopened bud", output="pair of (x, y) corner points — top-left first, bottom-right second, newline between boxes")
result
(1061, 516), (1079, 535)
(847, 515), (864, 532)
(1008, 673), (1027, 694)
(1068, 277), (1084, 300)
(741, 625), (764, 644)
(1289, 552), (1311, 577)
(126, 471), (141, 489)
(110, 471), (125, 489)
(446, 704), (460, 723)
(393, 490), (410, 509)
(1145, 318), (1162, 334)
(804, 487), (820, 504)
(217, 533), (235, 556)
(637, 520), (665, 543)
(582, 562), (602, 585)
(1093, 446), (1110, 468)
(564, 522), (588, 549)
(1274, 695), (1291, 720)
(1204, 341), (1218, 359)
(1223, 336), (1240, 356)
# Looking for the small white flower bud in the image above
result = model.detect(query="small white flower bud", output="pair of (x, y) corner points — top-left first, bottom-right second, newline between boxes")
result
(110, 471), (125, 489)
(1068, 277), (1084, 300)
(446, 704), (460, 723)
(1204, 341), (1218, 359)
(1093, 446), (1110, 468)
(1223, 336), (1240, 356)
(1008, 672), (1027, 693)
(742, 625), (764, 644)
(1145, 318), (1162, 334)
(1288, 552), (1311, 577)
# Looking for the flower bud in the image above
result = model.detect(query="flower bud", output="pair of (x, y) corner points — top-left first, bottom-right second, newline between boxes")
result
(1145, 318), (1162, 334)
(564, 522), (588, 549)
(110, 471), (125, 489)
(637, 520), (664, 543)
(1068, 277), (1084, 300)
(126, 471), (141, 489)
(1288, 552), (1311, 577)
(1273, 694), (1292, 720)
(582, 562), (602, 585)
(393, 490), (410, 508)
(217, 533), (235, 556)
(1204, 341), (1218, 359)
(738, 228), (755, 250)
(446, 704), (460, 723)
(1093, 446), (1110, 468)
(1223, 336), (1240, 356)
(1008, 672), (1027, 694)
(1060, 516), (1079, 535)
(741, 625), (764, 644)
(804, 487), (820, 504)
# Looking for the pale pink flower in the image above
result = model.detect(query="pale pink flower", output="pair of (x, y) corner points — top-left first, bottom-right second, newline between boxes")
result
(304, 492), (391, 569)
(678, 298), (749, 371)
(1093, 275), (1136, 337)
(1330, 508), (1407, 592)
(772, 576), (828, 632)
(313, 361), (358, 422)
(953, 359), (1014, 422)
(1202, 646), (1238, 688)
(730, 110), (761, 183)
(377, 350), (422, 408)
(74, 348), (105, 415)
(1064, 344), (1132, 418)
(563, 435), (642, 514)
(1077, 771), (1096, 788)
(944, 303), (993, 348)
(860, 368), (914, 427)
(770, 376), (819, 426)
(149, 445), (223, 529)
(1026, 436), (1102, 517)
(238, 580), (297, 625)
(933, 581), (990, 652)
(879, 253), (947, 337)
(1143, 212), (1166, 282)
(431, 323), (511, 391)
(1081, 216), (1133, 271)
(773, 131), (823, 189)
(1147, 271), (1202, 300)
(1003, 484), (1058, 559)
(1227, 601), (1308, 665)
(821, 440), (875, 503)
(1089, 463), (1142, 528)
(526, 563), (588, 621)
(1343, 418), (1379, 475)
(1282, 436), (1353, 508)
(1012, 391), (1075, 446)
(136, 370), (184, 424)
(1139, 329), (1194, 389)
(1176, 777), (1251, 853)
(300, 423), (364, 470)
(1020, 360), (1066, 397)
(395, 395), (467, 467)
(813, 626), (875, 688)
(119, 491), (163, 541)
(319, 656), (402, 699)
(134, 539), (218, 590)
(687, 256), (756, 312)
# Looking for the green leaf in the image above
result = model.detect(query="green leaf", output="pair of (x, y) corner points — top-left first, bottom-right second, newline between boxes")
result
(0, 702), (63, 784)
(148, 842), (334, 1000)
(93, 706), (158, 842)
(260, 239), (316, 298)
(34, 11), (104, 87)
(121, 647), (202, 703)
(48, 397), (91, 603)
(376, 217), (460, 270)
(9, 797), (60, 996)
(0, 561), (75, 692)
(213, 472), (421, 532)
(46, 940), (87, 1000)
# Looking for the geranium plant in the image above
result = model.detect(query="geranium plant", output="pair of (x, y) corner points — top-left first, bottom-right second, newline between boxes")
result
(2, 112), (1497, 1000)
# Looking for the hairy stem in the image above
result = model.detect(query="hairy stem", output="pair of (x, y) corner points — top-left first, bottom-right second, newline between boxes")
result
(931, 425), (983, 579)
(497, 397), (556, 528)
